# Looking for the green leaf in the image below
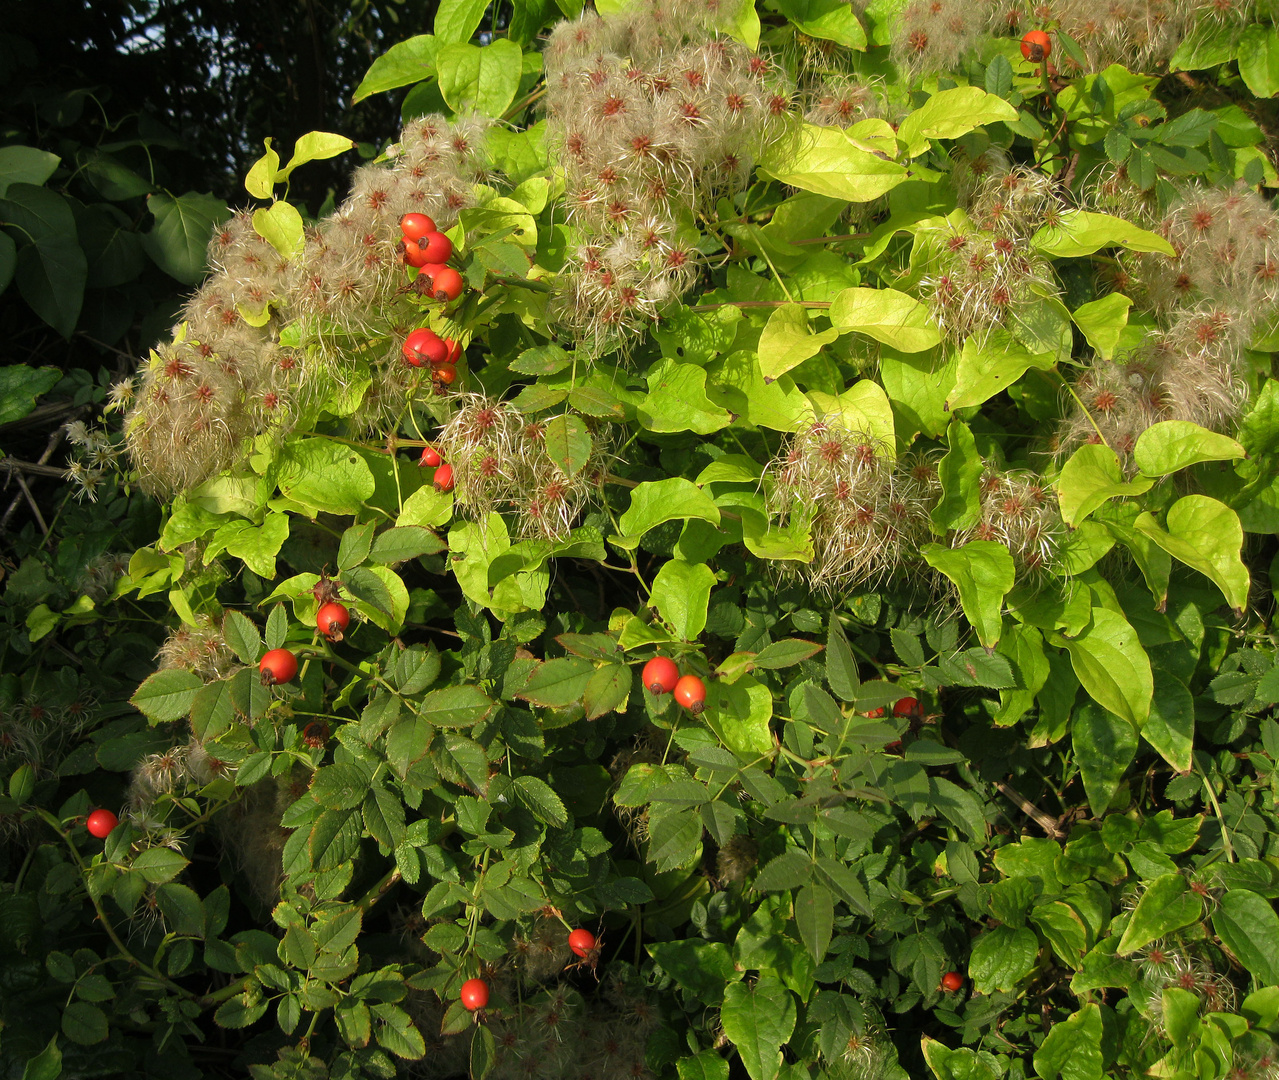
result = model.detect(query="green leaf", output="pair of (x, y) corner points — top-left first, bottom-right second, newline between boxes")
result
(0, 365), (60, 426)
(276, 132), (357, 182)
(648, 940), (741, 1005)
(131, 847), (190, 885)
(1057, 444), (1153, 527)
(583, 663), (632, 719)
(827, 287), (940, 353)
(204, 513), (290, 579)
(651, 559), (715, 641)
(1055, 605), (1151, 728)
(420, 684), (495, 727)
(141, 191), (230, 285)
(0, 232), (15, 294)
(774, 0), (866, 47)
(826, 615), (859, 701)
(753, 638), (823, 668)
(807, 380), (895, 447)
(758, 123), (907, 202)
(436, 41), (523, 117)
(1117, 874), (1202, 954)
(244, 139), (279, 200)
(1072, 699), (1138, 817)
(252, 200), (304, 259)
(720, 976), (797, 1080)
(542, 414), (592, 475)
(222, 611), (261, 665)
(921, 541), (1016, 649)
(795, 883), (834, 962)
(757, 303), (840, 380)
(897, 86), (1019, 157)
(1071, 293), (1131, 360)
(638, 360), (733, 435)
(947, 331), (1055, 411)
(156, 883), (205, 935)
(922, 1040), (1000, 1080)
(754, 851), (813, 892)
(279, 438), (377, 515)
(1238, 23), (1279, 98)
(1033, 1002), (1105, 1080)
(1142, 673), (1194, 773)
(1133, 420), (1246, 476)
(60, 1002), (108, 1045)
(353, 36), (438, 103)
(1030, 210), (1176, 258)
(969, 926), (1038, 994)
(16, 235), (86, 339)
(435, 0), (491, 43)
(1134, 497), (1249, 612)
(20, 1035), (61, 1080)
(931, 419), (982, 533)
(518, 657), (594, 707)
(0, 145), (60, 197)
(678, 1051), (730, 1080)
(130, 669), (202, 723)
(1214, 890), (1279, 985)
(369, 526), (446, 564)
(365, 783), (407, 848)
(513, 774), (568, 827)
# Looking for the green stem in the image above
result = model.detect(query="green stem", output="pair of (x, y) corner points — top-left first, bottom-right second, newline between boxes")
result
(35, 809), (194, 999)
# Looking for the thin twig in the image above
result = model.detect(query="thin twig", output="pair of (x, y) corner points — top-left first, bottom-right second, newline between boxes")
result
(13, 474), (49, 537)
(996, 781), (1066, 839)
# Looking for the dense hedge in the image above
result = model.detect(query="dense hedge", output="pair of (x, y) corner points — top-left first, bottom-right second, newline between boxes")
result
(4, 1), (1279, 1079)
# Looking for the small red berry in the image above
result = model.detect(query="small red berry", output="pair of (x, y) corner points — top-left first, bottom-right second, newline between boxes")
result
(430, 266), (465, 303)
(434, 364), (457, 386)
(941, 971), (964, 992)
(893, 696), (920, 718)
(317, 602), (350, 641)
(673, 674), (706, 714)
(403, 328), (447, 367)
(434, 462), (455, 492)
(259, 648), (299, 686)
(1020, 30), (1051, 61)
(444, 337), (462, 365)
(86, 809), (118, 839)
(866, 707), (885, 718)
(400, 212), (437, 241)
(404, 240), (434, 268)
(460, 978), (489, 1011)
(419, 231), (453, 264)
(568, 929), (597, 957)
(642, 656), (680, 695)
(420, 446), (442, 467)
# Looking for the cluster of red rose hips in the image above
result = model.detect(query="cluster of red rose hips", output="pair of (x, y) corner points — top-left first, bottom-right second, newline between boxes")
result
(401, 213), (465, 303)
(417, 444), (455, 493)
(641, 656), (707, 714)
(460, 929), (597, 1013)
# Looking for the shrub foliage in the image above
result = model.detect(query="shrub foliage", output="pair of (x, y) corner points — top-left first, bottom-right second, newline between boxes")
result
(5, 1), (1279, 1079)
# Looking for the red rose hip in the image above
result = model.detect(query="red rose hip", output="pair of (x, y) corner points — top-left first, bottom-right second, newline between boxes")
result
(430, 266), (465, 303)
(418, 231), (453, 264)
(893, 696), (920, 718)
(674, 674), (707, 714)
(642, 656), (680, 695)
(419, 446), (442, 467)
(568, 929), (597, 957)
(259, 648), (299, 686)
(433, 462), (455, 492)
(460, 978), (489, 1011)
(86, 809), (118, 839)
(317, 602), (350, 641)
(400, 213), (437, 242)
(1020, 29), (1051, 61)
(941, 971), (964, 992)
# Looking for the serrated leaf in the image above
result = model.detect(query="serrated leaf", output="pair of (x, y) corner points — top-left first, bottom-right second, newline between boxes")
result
(130, 669), (202, 724)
